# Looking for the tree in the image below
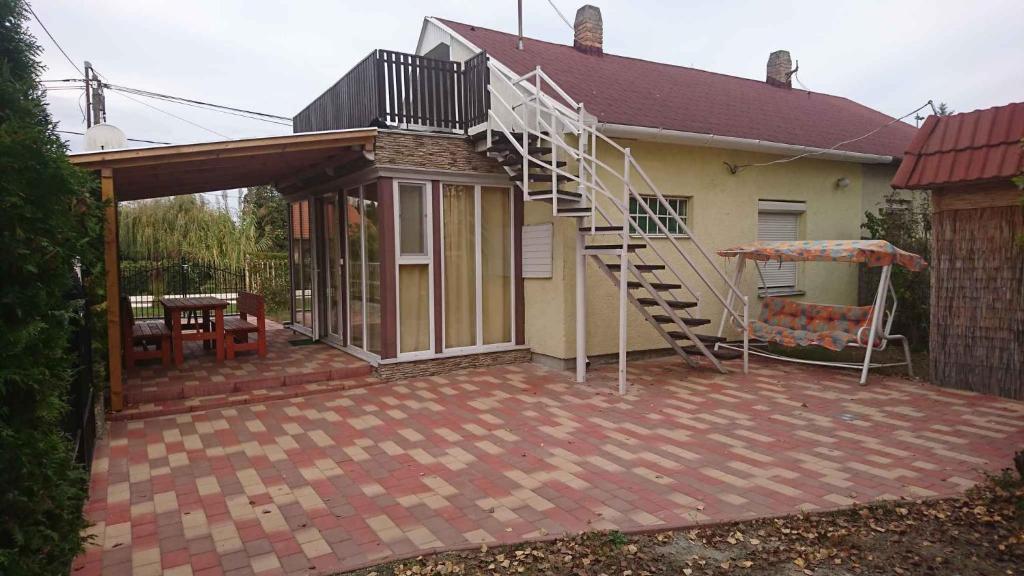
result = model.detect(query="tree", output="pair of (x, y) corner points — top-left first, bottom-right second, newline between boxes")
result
(0, 0), (101, 572)
(241, 185), (288, 255)
(936, 102), (954, 116)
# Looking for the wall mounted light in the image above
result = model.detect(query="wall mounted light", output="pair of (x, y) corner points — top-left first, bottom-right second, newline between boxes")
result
(835, 176), (851, 189)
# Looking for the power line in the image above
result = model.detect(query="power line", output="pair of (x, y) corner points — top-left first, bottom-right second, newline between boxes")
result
(103, 83), (292, 123)
(56, 129), (174, 145)
(109, 89), (232, 139)
(724, 100), (937, 174)
(27, 6), (84, 76)
(545, 0), (574, 30)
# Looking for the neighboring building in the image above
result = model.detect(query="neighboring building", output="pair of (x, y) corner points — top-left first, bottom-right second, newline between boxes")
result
(283, 5), (918, 377)
(892, 102), (1024, 400)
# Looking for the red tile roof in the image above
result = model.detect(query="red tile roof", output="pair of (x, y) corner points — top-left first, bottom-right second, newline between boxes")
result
(438, 18), (917, 158)
(891, 102), (1024, 189)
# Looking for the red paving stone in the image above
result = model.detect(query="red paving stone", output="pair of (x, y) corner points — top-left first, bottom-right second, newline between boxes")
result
(76, 357), (1024, 575)
(124, 321), (372, 407)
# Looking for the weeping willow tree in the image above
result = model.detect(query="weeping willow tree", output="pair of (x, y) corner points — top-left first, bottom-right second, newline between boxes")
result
(118, 194), (259, 267)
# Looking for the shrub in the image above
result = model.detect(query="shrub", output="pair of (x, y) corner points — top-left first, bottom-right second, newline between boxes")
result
(0, 1), (102, 573)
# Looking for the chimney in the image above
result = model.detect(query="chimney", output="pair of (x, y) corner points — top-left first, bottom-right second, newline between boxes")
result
(766, 50), (794, 88)
(573, 5), (603, 55)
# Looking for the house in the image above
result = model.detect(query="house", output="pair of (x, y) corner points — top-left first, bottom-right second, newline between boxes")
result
(891, 102), (1024, 400)
(282, 5), (919, 382)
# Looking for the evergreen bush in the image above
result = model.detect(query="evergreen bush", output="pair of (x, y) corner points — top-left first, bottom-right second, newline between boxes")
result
(0, 1), (102, 573)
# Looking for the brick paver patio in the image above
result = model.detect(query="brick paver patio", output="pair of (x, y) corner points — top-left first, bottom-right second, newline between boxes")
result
(76, 358), (1024, 576)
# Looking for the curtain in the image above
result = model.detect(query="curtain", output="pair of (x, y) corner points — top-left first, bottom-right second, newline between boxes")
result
(399, 265), (430, 352)
(481, 187), (512, 344)
(443, 184), (476, 348)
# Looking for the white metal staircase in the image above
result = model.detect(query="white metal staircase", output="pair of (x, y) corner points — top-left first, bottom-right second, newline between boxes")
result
(481, 61), (749, 393)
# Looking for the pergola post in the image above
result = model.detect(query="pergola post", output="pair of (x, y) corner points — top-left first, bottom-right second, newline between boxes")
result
(101, 167), (123, 411)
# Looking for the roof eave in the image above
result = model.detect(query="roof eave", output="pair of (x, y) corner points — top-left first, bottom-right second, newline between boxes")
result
(597, 123), (895, 165)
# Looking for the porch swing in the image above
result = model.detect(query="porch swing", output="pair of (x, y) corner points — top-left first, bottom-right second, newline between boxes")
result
(714, 240), (928, 384)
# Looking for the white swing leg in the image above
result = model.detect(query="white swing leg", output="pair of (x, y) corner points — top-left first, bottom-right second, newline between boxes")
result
(859, 265), (891, 385)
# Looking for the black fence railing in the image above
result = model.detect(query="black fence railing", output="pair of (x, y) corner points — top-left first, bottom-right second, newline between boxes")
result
(293, 49), (490, 134)
(66, 265), (96, 470)
(120, 258), (245, 320)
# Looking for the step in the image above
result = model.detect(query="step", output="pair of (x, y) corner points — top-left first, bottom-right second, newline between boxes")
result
(627, 281), (680, 291)
(636, 297), (698, 310)
(651, 315), (712, 327)
(511, 172), (572, 183)
(473, 130), (545, 143)
(666, 332), (727, 344)
(503, 157), (566, 168)
(580, 226), (627, 233)
(487, 144), (553, 156)
(527, 189), (582, 200)
(681, 345), (743, 360)
(557, 207), (591, 217)
(585, 243), (646, 252)
(604, 263), (666, 272)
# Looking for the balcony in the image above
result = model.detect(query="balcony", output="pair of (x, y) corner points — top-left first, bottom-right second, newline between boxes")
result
(293, 49), (490, 134)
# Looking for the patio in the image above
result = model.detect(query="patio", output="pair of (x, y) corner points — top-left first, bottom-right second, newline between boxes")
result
(75, 358), (1024, 576)
(121, 321), (373, 419)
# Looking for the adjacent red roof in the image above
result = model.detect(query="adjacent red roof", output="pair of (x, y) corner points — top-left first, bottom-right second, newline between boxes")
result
(891, 102), (1024, 189)
(438, 18), (917, 158)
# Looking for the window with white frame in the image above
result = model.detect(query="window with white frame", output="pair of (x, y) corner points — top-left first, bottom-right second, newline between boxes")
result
(629, 195), (689, 236)
(756, 200), (805, 290)
(396, 181), (432, 355)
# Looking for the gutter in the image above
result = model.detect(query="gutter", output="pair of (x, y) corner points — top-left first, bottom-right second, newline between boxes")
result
(598, 123), (895, 165)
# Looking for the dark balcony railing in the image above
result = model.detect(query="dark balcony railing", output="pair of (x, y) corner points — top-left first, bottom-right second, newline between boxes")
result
(293, 49), (489, 134)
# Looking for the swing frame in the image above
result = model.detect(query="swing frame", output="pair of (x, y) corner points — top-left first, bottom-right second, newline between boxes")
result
(714, 240), (924, 385)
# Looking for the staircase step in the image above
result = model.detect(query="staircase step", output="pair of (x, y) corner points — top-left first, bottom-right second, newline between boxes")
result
(585, 243), (645, 252)
(605, 263), (665, 272)
(511, 173), (572, 183)
(527, 189), (582, 200)
(627, 281), (680, 291)
(557, 207), (591, 216)
(636, 297), (698, 310)
(667, 332), (727, 344)
(681, 345), (743, 360)
(580, 226), (626, 233)
(652, 315), (711, 327)
(487, 145), (553, 156)
(503, 157), (566, 168)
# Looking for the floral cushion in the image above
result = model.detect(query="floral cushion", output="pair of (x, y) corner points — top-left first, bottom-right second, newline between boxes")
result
(749, 296), (878, 351)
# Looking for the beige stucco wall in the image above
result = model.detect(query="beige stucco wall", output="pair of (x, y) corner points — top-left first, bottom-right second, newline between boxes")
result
(524, 138), (897, 360)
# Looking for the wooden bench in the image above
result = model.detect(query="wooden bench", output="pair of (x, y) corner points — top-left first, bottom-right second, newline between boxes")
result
(220, 292), (267, 359)
(122, 297), (171, 369)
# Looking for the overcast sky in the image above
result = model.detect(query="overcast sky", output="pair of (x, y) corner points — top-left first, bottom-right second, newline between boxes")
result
(33, 0), (1023, 154)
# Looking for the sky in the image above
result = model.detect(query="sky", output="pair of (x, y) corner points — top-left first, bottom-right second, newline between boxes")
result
(31, 0), (1023, 155)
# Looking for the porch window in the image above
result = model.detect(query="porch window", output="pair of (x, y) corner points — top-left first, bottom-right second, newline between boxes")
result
(441, 184), (513, 350)
(396, 182), (431, 354)
(345, 185), (382, 355)
(629, 195), (689, 237)
(289, 200), (313, 331)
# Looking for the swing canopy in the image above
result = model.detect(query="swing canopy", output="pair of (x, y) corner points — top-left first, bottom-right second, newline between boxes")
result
(717, 239), (927, 271)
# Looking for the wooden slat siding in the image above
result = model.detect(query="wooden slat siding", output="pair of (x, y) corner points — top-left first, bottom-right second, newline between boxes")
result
(294, 49), (489, 132)
(293, 50), (379, 132)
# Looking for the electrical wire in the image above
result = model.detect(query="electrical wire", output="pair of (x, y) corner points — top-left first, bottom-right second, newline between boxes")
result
(724, 100), (937, 174)
(545, 0), (574, 30)
(109, 90), (232, 139)
(27, 6), (84, 76)
(56, 129), (174, 146)
(103, 83), (292, 123)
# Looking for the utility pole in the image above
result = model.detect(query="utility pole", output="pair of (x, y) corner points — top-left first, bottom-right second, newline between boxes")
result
(84, 61), (106, 126)
(517, 0), (524, 50)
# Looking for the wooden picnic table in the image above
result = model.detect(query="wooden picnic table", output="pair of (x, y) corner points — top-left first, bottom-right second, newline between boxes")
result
(161, 296), (229, 366)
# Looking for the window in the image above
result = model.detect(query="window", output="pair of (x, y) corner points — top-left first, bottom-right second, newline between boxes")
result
(629, 195), (689, 236)
(756, 201), (805, 290)
(396, 182), (431, 354)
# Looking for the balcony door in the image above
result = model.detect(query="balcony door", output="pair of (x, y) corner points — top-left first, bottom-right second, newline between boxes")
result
(345, 184), (382, 356)
(317, 193), (344, 343)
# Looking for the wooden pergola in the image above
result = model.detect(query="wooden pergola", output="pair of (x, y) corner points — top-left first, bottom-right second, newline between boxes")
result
(68, 128), (377, 410)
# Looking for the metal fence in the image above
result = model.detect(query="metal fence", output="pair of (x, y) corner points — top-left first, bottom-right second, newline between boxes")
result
(66, 264), (96, 470)
(120, 258), (245, 319)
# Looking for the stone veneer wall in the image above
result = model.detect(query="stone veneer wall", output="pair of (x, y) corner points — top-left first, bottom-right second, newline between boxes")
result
(374, 130), (503, 174)
(376, 349), (532, 381)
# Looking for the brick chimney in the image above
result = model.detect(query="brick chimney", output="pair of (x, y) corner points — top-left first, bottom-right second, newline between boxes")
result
(573, 5), (603, 55)
(766, 50), (793, 88)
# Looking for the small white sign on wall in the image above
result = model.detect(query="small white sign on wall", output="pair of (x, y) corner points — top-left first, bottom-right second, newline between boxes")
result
(522, 223), (553, 279)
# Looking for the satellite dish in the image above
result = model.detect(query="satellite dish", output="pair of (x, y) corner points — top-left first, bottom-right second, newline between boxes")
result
(84, 123), (127, 151)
